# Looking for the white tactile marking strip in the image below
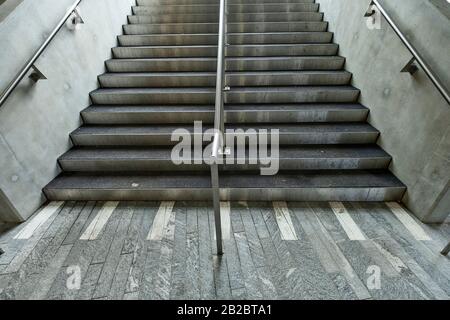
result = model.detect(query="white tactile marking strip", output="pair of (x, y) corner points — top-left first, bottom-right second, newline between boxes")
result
(386, 202), (431, 241)
(273, 201), (298, 241)
(14, 201), (64, 240)
(147, 201), (175, 241)
(330, 202), (366, 241)
(80, 201), (119, 240)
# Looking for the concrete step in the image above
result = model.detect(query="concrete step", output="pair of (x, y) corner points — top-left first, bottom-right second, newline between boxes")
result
(43, 170), (406, 202)
(123, 22), (328, 35)
(98, 71), (352, 88)
(90, 86), (360, 105)
(59, 145), (391, 172)
(127, 12), (324, 24)
(117, 31), (334, 47)
(118, 32), (333, 46)
(106, 56), (346, 72)
(82, 104), (369, 124)
(70, 123), (378, 146)
(137, 0), (316, 4)
(112, 44), (339, 58)
(132, 3), (319, 15)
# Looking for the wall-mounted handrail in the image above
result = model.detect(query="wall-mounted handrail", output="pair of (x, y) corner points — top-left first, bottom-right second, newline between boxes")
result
(367, 0), (450, 104)
(210, 0), (227, 256)
(0, 0), (83, 108)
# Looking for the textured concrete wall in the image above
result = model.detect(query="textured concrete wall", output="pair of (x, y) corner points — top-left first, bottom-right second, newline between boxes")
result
(0, 0), (134, 222)
(318, 0), (450, 222)
(0, 0), (23, 22)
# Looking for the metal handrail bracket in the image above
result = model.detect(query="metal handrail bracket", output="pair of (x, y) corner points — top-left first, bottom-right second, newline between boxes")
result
(368, 0), (450, 104)
(210, 0), (227, 256)
(0, 0), (83, 108)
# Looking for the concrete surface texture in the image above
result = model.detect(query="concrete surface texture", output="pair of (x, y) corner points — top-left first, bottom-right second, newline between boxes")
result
(0, 0), (134, 222)
(318, 0), (450, 222)
(0, 201), (449, 300)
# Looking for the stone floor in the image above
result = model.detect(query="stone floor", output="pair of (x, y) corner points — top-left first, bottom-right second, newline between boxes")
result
(0, 201), (448, 300)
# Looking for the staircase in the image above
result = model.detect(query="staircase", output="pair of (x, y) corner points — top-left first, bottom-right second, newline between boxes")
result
(44, 0), (406, 201)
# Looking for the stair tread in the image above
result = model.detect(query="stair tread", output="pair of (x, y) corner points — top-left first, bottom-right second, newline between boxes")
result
(45, 170), (405, 189)
(60, 145), (390, 161)
(100, 71), (351, 76)
(83, 103), (368, 113)
(92, 86), (359, 93)
(72, 123), (378, 135)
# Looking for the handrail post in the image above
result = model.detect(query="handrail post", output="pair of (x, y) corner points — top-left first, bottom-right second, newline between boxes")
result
(210, 0), (227, 256)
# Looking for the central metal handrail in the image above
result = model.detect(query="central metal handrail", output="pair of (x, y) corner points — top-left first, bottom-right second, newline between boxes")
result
(366, 0), (450, 105)
(0, 0), (83, 108)
(210, 0), (227, 255)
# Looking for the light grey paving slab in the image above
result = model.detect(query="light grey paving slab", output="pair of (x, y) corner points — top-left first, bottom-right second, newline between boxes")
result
(313, 203), (398, 278)
(205, 205), (232, 299)
(63, 201), (96, 245)
(213, 254), (232, 300)
(121, 201), (141, 254)
(234, 231), (264, 299)
(33, 202), (85, 275)
(77, 263), (104, 300)
(169, 204), (187, 300)
(123, 291), (139, 300)
(93, 203), (134, 299)
(240, 204), (266, 268)
(259, 207), (303, 299)
(185, 205), (201, 300)
(309, 202), (348, 243)
(231, 287), (247, 300)
(285, 239), (342, 300)
(109, 253), (134, 300)
(290, 203), (371, 299)
(0, 240), (26, 266)
(45, 203), (105, 300)
(222, 213), (245, 292)
(150, 206), (176, 300)
(366, 203), (450, 289)
(230, 202), (246, 233)
(351, 204), (449, 299)
(124, 202), (159, 294)
(41, 202), (77, 239)
(139, 240), (162, 299)
(249, 203), (271, 240)
(1, 202), (69, 274)
(336, 239), (432, 300)
(28, 244), (73, 300)
(371, 238), (449, 300)
(90, 203), (123, 265)
(197, 204), (215, 300)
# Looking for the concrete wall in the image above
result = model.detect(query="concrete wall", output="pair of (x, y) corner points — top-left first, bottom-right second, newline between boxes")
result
(0, 0), (134, 222)
(0, 0), (23, 22)
(318, 0), (450, 222)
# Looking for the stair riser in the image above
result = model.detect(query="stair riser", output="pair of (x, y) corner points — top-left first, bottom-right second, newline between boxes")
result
(132, 4), (319, 15)
(106, 57), (345, 72)
(98, 73), (352, 88)
(137, 0), (315, 4)
(71, 132), (378, 147)
(106, 58), (345, 72)
(90, 90), (359, 105)
(118, 33), (333, 46)
(82, 109), (368, 124)
(123, 22), (328, 34)
(112, 45), (339, 58)
(128, 12), (323, 24)
(44, 187), (405, 202)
